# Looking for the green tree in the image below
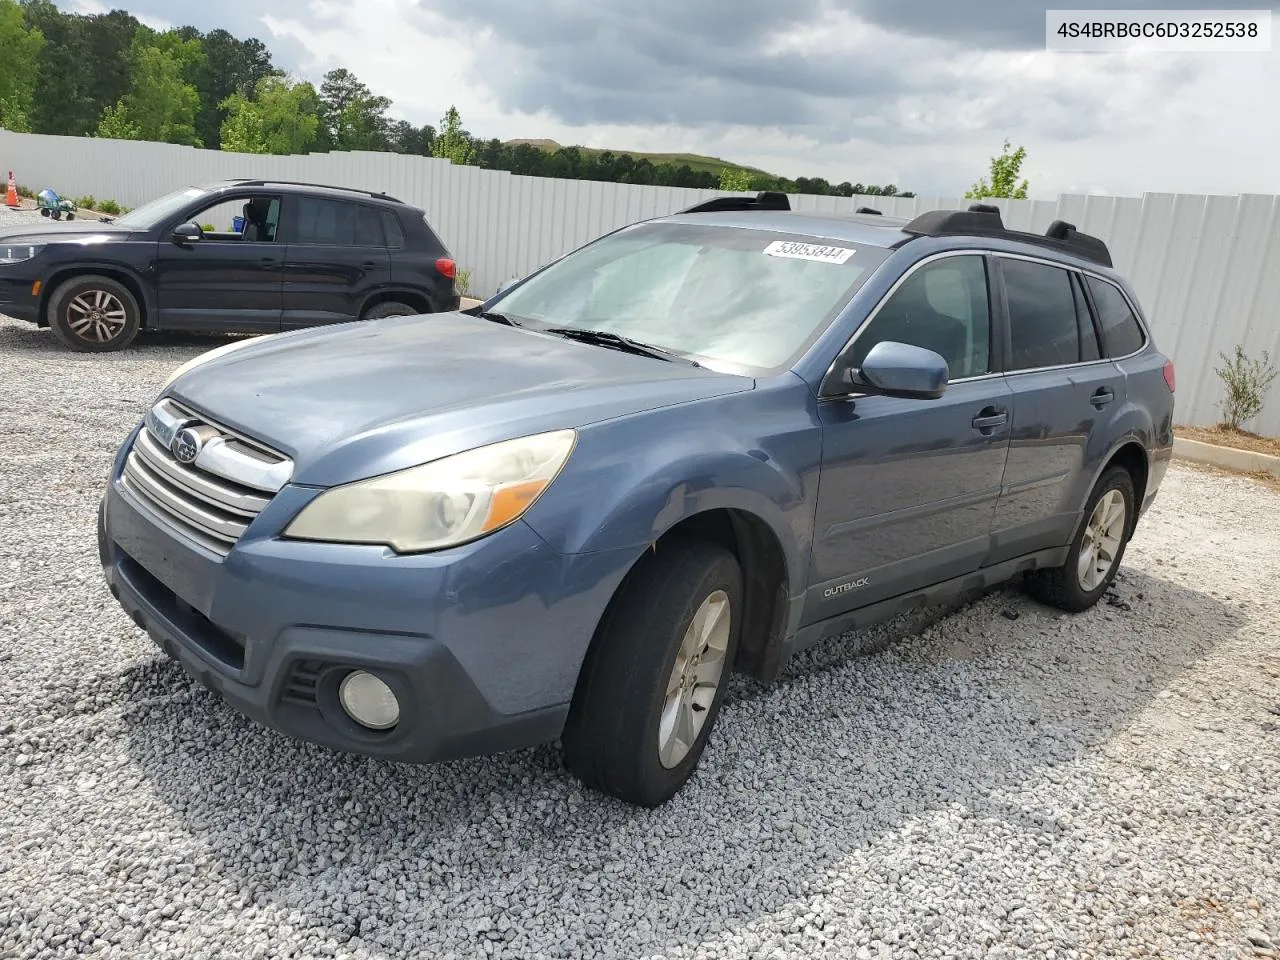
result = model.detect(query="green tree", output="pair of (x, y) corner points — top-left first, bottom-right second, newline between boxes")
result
(966, 139), (1029, 200)
(0, 0), (44, 131)
(319, 68), (391, 150)
(432, 105), (476, 165)
(96, 31), (204, 145)
(718, 167), (751, 192)
(177, 27), (275, 149)
(219, 75), (320, 155)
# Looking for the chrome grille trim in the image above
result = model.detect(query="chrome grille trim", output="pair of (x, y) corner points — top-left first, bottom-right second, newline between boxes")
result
(122, 397), (294, 556)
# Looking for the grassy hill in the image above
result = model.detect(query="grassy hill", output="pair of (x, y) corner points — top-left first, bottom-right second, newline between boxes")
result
(504, 139), (778, 179)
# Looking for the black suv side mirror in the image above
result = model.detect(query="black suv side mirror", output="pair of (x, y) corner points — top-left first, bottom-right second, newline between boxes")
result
(171, 222), (203, 245)
(822, 341), (949, 400)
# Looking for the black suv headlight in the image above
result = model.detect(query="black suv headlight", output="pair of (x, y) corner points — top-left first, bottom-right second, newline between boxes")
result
(0, 244), (45, 264)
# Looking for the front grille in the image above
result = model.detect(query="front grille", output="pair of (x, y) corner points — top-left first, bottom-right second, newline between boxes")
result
(120, 398), (292, 557)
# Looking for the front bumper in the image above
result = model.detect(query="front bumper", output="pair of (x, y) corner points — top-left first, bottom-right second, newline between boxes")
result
(0, 272), (41, 324)
(98, 437), (635, 764)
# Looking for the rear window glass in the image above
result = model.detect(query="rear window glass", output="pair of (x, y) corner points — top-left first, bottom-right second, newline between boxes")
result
(1086, 277), (1146, 357)
(293, 198), (384, 246)
(1003, 259), (1080, 371)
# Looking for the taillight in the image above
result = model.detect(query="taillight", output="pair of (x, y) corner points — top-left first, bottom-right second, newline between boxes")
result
(435, 257), (456, 280)
(1162, 359), (1176, 392)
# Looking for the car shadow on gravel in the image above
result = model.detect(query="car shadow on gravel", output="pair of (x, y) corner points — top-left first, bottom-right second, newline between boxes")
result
(120, 568), (1241, 958)
(0, 316), (243, 355)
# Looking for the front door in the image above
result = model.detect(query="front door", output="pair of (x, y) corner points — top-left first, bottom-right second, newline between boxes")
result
(280, 196), (391, 328)
(154, 194), (284, 333)
(807, 253), (1013, 622)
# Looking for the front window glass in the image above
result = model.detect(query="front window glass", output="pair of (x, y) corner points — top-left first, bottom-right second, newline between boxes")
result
(492, 222), (888, 372)
(113, 186), (208, 229)
(848, 255), (991, 380)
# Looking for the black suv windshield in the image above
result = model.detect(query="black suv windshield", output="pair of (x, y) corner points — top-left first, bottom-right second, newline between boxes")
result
(493, 221), (889, 372)
(112, 186), (210, 229)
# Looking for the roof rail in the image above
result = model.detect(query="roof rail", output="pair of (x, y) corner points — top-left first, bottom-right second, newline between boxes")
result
(225, 179), (403, 203)
(855, 206), (882, 215)
(677, 191), (791, 214)
(901, 203), (1113, 267)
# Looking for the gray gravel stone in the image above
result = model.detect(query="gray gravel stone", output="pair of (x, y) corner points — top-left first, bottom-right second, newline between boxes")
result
(2, 307), (1279, 959)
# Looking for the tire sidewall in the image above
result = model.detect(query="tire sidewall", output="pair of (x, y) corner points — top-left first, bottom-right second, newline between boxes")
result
(49, 276), (141, 352)
(362, 301), (417, 321)
(1064, 467), (1136, 606)
(634, 548), (743, 798)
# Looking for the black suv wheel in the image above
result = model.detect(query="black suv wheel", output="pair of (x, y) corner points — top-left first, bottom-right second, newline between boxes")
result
(47, 275), (141, 352)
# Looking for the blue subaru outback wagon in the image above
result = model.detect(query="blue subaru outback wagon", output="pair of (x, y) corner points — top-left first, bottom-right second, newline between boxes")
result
(99, 195), (1175, 806)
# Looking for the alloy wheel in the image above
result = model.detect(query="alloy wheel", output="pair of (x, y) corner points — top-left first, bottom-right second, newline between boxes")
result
(658, 589), (731, 769)
(1077, 489), (1126, 591)
(66, 290), (128, 343)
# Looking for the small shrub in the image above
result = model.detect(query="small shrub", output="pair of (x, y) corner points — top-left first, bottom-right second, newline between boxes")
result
(16, 184), (34, 199)
(200, 223), (216, 232)
(97, 199), (121, 215)
(455, 267), (472, 296)
(76, 195), (96, 210)
(1215, 345), (1279, 431)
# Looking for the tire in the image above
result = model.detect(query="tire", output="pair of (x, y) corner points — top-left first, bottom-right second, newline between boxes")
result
(1025, 465), (1136, 613)
(66, 213), (75, 221)
(48, 275), (142, 353)
(563, 540), (742, 807)
(361, 301), (419, 321)
(51, 209), (61, 221)
(40, 208), (50, 218)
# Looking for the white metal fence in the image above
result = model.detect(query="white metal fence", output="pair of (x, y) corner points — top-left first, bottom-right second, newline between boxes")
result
(3, 129), (1279, 433)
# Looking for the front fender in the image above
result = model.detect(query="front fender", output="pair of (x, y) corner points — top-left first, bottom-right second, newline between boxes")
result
(521, 388), (822, 595)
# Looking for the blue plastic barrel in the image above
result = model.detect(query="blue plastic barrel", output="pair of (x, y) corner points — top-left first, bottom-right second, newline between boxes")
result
(232, 215), (245, 232)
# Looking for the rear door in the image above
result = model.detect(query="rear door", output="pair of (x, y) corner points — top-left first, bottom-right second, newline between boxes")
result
(280, 196), (391, 329)
(988, 255), (1129, 563)
(153, 193), (284, 332)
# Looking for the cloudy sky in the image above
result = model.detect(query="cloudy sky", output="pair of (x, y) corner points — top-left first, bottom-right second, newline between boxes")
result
(66, 0), (1279, 198)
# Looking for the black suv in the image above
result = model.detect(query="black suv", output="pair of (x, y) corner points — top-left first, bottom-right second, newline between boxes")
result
(0, 179), (460, 352)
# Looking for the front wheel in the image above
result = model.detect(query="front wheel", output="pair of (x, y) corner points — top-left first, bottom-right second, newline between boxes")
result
(1026, 466), (1136, 612)
(562, 541), (742, 807)
(47, 275), (141, 352)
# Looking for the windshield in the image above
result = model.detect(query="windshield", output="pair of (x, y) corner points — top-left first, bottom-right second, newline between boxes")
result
(492, 221), (889, 373)
(113, 186), (209, 229)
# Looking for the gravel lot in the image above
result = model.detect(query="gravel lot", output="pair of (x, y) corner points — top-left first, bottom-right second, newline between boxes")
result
(2, 308), (1279, 960)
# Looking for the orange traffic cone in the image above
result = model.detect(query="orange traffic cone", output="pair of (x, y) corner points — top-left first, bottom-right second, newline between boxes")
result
(4, 171), (18, 209)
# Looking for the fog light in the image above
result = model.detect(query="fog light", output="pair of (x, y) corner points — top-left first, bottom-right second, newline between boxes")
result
(338, 671), (400, 730)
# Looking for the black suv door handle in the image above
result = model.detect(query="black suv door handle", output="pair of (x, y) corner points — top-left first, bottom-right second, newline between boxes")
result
(971, 407), (1008, 432)
(1091, 387), (1115, 409)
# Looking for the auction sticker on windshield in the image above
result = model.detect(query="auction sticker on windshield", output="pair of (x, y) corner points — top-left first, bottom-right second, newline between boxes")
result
(764, 240), (855, 264)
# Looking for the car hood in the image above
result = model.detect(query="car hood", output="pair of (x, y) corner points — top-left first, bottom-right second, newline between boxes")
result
(0, 220), (133, 244)
(167, 313), (755, 486)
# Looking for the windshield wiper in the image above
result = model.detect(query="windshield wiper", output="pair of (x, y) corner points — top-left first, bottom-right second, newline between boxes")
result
(540, 327), (699, 366)
(463, 307), (523, 327)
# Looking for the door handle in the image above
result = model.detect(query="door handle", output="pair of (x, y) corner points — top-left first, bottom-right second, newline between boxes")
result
(1091, 387), (1115, 409)
(971, 407), (1008, 432)
(361, 261), (377, 269)
(259, 257), (277, 265)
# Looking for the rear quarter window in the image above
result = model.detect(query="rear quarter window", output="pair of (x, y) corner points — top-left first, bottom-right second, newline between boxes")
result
(1086, 277), (1147, 357)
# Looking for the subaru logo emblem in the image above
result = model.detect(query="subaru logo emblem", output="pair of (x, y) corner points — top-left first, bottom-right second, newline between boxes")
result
(171, 427), (202, 464)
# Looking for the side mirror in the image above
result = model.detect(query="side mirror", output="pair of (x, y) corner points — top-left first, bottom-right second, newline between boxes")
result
(171, 222), (203, 244)
(826, 341), (949, 400)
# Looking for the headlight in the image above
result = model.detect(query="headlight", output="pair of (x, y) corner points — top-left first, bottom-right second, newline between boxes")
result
(161, 336), (264, 389)
(284, 429), (577, 553)
(0, 244), (44, 264)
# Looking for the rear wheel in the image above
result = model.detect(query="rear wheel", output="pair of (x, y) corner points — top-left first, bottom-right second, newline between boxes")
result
(1026, 466), (1135, 612)
(563, 541), (742, 807)
(47, 275), (141, 352)
(361, 301), (419, 321)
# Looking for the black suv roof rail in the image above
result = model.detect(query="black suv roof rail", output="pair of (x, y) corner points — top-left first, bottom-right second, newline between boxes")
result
(677, 191), (791, 214)
(901, 203), (1112, 267)
(855, 206), (882, 215)
(224, 179), (404, 204)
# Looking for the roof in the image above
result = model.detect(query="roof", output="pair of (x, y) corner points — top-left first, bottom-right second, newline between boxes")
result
(657, 193), (1116, 271)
